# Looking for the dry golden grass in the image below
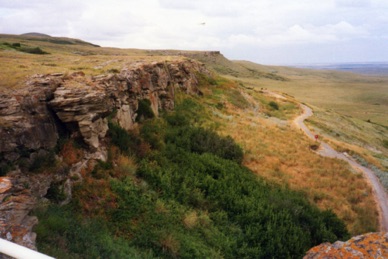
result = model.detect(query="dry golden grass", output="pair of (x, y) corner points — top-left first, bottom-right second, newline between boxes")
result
(230, 62), (388, 127)
(0, 34), (185, 90)
(183, 211), (199, 229)
(160, 234), (180, 257)
(115, 154), (138, 177)
(59, 140), (84, 165)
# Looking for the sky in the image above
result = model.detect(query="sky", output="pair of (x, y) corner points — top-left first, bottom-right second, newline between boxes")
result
(0, 0), (387, 65)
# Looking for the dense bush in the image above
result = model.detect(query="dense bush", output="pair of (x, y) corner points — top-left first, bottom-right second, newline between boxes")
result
(136, 147), (349, 258)
(45, 181), (67, 203)
(383, 139), (388, 149)
(269, 101), (279, 110)
(136, 99), (155, 122)
(35, 96), (349, 258)
(20, 46), (48, 54)
(166, 126), (243, 164)
(29, 151), (56, 172)
(108, 121), (134, 153)
(34, 205), (152, 259)
(1, 42), (49, 54)
(0, 153), (13, 176)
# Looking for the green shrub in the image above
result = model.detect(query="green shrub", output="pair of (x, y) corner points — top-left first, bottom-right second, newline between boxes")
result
(0, 153), (13, 176)
(0, 162), (13, 176)
(108, 68), (120, 73)
(227, 89), (250, 109)
(29, 151), (56, 172)
(166, 126), (243, 164)
(2, 42), (49, 54)
(196, 72), (218, 86)
(165, 112), (190, 127)
(136, 99), (155, 122)
(108, 121), (133, 153)
(45, 181), (67, 203)
(91, 160), (113, 179)
(20, 46), (49, 54)
(140, 118), (166, 150)
(383, 139), (388, 149)
(136, 147), (349, 258)
(34, 205), (150, 259)
(269, 101), (279, 110)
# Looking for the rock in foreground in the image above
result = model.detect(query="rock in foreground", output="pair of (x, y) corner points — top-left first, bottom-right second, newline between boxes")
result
(304, 232), (388, 259)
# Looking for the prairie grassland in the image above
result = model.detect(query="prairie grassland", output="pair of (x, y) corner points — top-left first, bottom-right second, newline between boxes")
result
(220, 60), (387, 194)
(200, 82), (379, 234)
(0, 34), (182, 90)
(231, 61), (388, 127)
(305, 106), (387, 167)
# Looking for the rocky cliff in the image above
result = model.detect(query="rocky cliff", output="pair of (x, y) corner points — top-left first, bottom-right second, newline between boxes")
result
(0, 59), (209, 249)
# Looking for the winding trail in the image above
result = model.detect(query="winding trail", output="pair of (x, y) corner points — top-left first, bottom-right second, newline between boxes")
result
(293, 104), (388, 232)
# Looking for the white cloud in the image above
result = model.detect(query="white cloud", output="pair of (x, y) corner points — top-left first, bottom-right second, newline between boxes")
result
(0, 0), (386, 64)
(335, 0), (371, 8)
(225, 21), (367, 50)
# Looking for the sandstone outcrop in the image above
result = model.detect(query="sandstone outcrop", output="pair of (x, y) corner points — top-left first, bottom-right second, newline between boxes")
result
(0, 59), (207, 162)
(304, 232), (388, 258)
(0, 58), (209, 249)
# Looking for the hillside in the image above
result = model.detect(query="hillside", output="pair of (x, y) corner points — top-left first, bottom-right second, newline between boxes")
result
(200, 57), (388, 192)
(0, 34), (387, 258)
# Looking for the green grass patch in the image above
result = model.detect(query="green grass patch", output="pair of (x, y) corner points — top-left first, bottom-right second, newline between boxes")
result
(383, 139), (388, 149)
(1, 42), (49, 54)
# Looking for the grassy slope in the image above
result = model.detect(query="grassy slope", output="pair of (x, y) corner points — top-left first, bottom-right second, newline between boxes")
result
(0, 34), (384, 242)
(223, 60), (388, 188)
(188, 51), (387, 184)
(174, 51), (386, 232)
(196, 79), (378, 234)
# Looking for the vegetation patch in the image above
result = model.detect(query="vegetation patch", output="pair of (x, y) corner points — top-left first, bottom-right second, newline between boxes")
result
(269, 100), (279, 110)
(0, 160), (13, 176)
(383, 139), (388, 149)
(136, 99), (155, 122)
(35, 96), (349, 258)
(29, 151), (56, 172)
(45, 181), (67, 203)
(1, 42), (49, 54)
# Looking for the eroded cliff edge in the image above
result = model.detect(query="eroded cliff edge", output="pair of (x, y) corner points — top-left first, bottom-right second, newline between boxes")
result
(0, 59), (208, 249)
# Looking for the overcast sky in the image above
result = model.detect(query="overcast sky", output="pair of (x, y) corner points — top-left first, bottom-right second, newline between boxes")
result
(0, 0), (387, 65)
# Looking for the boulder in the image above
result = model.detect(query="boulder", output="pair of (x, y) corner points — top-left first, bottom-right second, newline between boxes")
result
(304, 232), (388, 258)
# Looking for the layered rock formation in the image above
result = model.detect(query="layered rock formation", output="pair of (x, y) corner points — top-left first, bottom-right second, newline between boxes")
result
(0, 59), (209, 249)
(304, 232), (388, 258)
(0, 172), (62, 250)
(1, 59), (206, 161)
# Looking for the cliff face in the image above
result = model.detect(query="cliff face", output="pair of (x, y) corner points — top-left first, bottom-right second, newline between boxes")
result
(1, 59), (206, 160)
(0, 59), (208, 249)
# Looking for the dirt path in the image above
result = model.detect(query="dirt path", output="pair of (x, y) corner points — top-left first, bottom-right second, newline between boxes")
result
(294, 104), (388, 232)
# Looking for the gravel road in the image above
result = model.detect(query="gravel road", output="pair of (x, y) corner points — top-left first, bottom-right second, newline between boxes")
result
(294, 104), (388, 232)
